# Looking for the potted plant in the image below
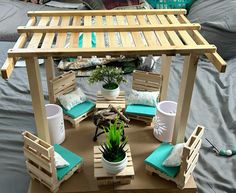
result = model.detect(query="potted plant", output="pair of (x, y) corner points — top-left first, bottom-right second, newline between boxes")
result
(99, 118), (128, 174)
(89, 65), (126, 100)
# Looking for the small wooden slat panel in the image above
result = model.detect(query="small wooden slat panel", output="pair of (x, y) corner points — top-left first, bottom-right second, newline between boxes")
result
(55, 16), (71, 48)
(106, 15), (118, 48)
(132, 70), (162, 91)
(95, 16), (105, 48)
(27, 17), (50, 49)
(69, 16), (81, 48)
(23, 131), (53, 158)
(94, 144), (135, 178)
(96, 91), (126, 109)
(83, 16), (92, 48)
(116, 15), (132, 47)
(126, 113), (153, 123)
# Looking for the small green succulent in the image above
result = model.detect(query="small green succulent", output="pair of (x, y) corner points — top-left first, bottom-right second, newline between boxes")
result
(99, 118), (127, 162)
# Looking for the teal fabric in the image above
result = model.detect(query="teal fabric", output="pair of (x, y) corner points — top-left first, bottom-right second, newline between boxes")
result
(146, 0), (194, 10)
(125, 104), (156, 117)
(63, 100), (95, 119)
(54, 144), (83, 181)
(78, 32), (96, 48)
(144, 143), (180, 177)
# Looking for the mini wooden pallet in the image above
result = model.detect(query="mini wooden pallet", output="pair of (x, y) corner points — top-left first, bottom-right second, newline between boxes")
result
(22, 131), (83, 192)
(94, 144), (135, 186)
(49, 70), (95, 128)
(125, 113), (154, 126)
(96, 91), (126, 109)
(146, 125), (204, 189)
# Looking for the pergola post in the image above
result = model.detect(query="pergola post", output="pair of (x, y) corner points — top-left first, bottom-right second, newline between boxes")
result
(172, 54), (199, 144)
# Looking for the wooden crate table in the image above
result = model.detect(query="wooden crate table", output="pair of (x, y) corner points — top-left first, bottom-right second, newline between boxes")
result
(96, 91), (126, 109)
(94, 144), (135, 186)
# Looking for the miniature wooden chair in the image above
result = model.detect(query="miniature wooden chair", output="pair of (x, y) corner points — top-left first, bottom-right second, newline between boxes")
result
(125, 70), (163, 125)
(22, 131), (83, 192)
(49, 71), (95, 128)
(145, 125), (204, 189)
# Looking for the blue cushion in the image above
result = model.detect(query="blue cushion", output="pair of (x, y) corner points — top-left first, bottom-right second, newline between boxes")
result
(144, 143), (180, 177)
(63, 100), (95, 119)
(54, 144), (83, 181)
(125, 104), (156, 117)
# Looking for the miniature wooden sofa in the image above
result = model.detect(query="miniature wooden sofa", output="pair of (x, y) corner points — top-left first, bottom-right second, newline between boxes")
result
(22, 131), (83, 192)
(125, 70), (163, 125)
(49, 71), (95, 128)
(145, 125), (204, 189)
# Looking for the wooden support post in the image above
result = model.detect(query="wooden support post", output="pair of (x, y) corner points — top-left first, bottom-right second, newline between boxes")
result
(160, 54), (172, 101)
(45, 57), (55, 103)
(25, 57), (51, 143)
(172, 54), (199, 144)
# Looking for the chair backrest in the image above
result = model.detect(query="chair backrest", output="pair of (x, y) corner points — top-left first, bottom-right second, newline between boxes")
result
(177, 125), (204, 186)
(22, 131), (58, 187)
(132, 70), (163, 101)
(49, 71), (77, 103)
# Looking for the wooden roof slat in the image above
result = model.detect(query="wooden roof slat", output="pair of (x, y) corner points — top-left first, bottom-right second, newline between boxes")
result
(27, 9), (187, 17)
(69, 16), (81, 48)
(157, 15), (183, 46)
(167, 15), (196, 46)
(136, 15), (159, 47)
(55, 16), (70, 48)
(41, 16), (60, 49)
(27, 17), (50, 49)
(126, 15), (145, 48)
(147, 15), (170, 46)
(106, 16), (118, 48)
(179, 14), (226, 72)
(116, 15), (132, 47)
(95, 16), (105, 48)
(83, 16), (92, 48)
(18, 24), (200, 33)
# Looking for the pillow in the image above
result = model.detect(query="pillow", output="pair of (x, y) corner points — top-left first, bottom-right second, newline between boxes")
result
(163, 143), (185, 167)
(58, 88), (86, 111)
(127, 89), (159, 107)
(82, 0), (148, 10)
(54, 151), (70, 168)
(146, 0), (195, 9)
(188, 0), (236, 60)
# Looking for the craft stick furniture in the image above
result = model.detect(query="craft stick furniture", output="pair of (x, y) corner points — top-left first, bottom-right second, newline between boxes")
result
(1, 9), (226, 144)
(125, 70), (163, 125)
(49, 70), (95, 128)
(22, 131), (83, 192)
(146, 125), (204, 189)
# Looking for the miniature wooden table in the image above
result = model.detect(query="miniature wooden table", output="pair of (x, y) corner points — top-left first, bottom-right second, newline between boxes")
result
(28, 119), (197, 193)
(96, 91), (126, 109)
(1, 9), (226, 145)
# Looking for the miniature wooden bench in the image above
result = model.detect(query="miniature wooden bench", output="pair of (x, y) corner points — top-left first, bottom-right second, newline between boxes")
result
(94, 144), (134, 186)
(145, 125), (204, 189)
(125, 70), (163, 125)
(49, 71), (95, 128)
(22, 131), (83, 192)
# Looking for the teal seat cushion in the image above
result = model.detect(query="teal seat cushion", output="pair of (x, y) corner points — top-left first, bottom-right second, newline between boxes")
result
(125, 104), (156, 117)
(63, 100), (95, 119)
(54, 144), (83, 181)
(144, 143), (180, 177)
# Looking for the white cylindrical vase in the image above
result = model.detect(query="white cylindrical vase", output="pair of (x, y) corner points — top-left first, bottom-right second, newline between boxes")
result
(45, 104), (65, 144)
(153, 101), (177, 142)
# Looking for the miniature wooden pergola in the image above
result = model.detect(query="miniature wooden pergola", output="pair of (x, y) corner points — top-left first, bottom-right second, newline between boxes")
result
(1, 9), (226, 145)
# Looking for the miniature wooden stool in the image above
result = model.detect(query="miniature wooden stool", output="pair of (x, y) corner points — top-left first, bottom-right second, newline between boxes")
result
(96, 91), (126, 109)
(22, 131), (83, 192)
(145, 125), (204, 189)
(94, 144), (134, 186)
(49, 71), (95, 128)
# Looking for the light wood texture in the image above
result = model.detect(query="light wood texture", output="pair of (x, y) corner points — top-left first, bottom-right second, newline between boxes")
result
(160, 55), (172, 101)
(146, 125), (204, 189)
(94, 144), (135, 185)
(25, 57), (50, 143)
(172, 54), (199, 144)
(28, 119), (197, 193)
(126, 70), (163, 125)
(96, 91), (126, 109)
(23, 131), (83, 192)
(55, 16), (70, 48)
(49, 71), (95, 128)
(45, 57), (55, 103)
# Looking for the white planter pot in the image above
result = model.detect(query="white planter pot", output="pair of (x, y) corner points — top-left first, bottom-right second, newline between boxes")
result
(153, 101), (177, 143)
(101, 154), (127, 174)
(101, 85), (120, 100)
